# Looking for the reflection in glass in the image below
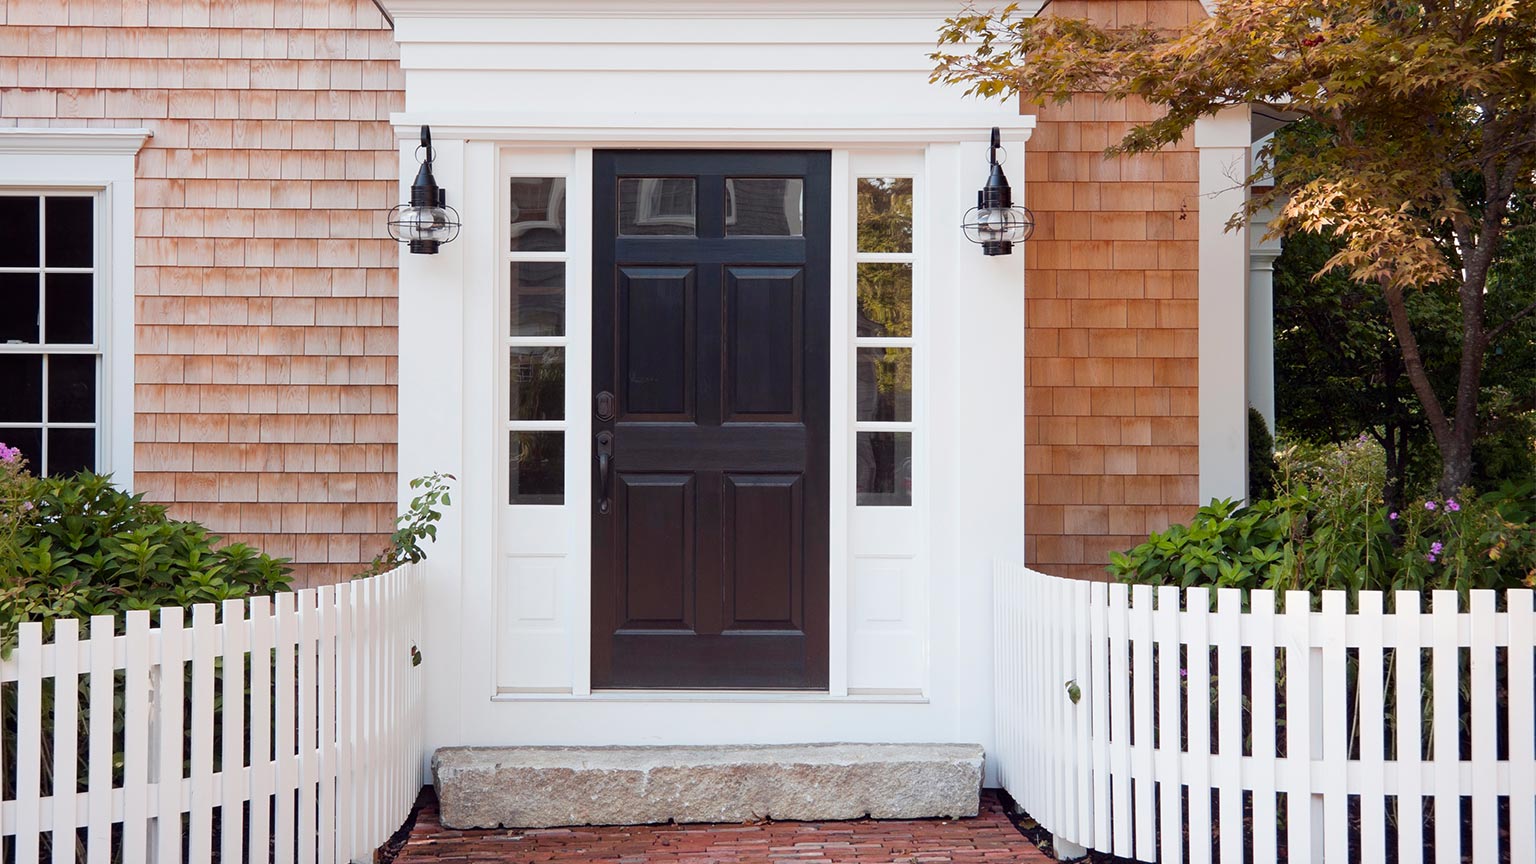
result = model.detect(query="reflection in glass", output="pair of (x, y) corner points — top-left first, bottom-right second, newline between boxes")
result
(509, 347), (565, 421)
(725, 178), (803, 236)
(856, 347), (912, 422)
(48, 354), (96, 423)
(47, 428), (95, 475)
(619, 178), (696, 236)
(510, 262), (565, 337)
(856, 263), (912, 338)
(0, 273), (40, 343)
(857, 178), (913, 253)
(509, 177), (567, 252)
(509, 431), (564, 504)
(45, 273), (94, 344)
(45, 197), (94, 267)
(857, 431), (912, 506)
(0, 196), (40, 268)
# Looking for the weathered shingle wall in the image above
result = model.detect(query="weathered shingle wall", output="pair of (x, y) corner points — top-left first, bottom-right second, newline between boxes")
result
(1023, 0), (1204, 580)
(0, 0), (403, 586)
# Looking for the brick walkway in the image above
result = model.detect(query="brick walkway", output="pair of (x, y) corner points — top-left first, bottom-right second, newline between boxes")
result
(393, 790), (1053, 863)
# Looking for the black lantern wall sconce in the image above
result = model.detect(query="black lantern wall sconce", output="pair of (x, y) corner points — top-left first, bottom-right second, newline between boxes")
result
(962, 127), (1035, 256)
(387, 125), (461, 255)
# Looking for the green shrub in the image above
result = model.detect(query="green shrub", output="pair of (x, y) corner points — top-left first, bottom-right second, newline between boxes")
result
(0, 450), (292, 656)
(1110, 437), (1536, 595)
(1248, 407), (1278, 500)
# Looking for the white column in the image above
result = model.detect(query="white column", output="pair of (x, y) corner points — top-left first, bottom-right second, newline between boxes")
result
(1247, 244), (1280, 436)
(1194, 106), (1252, 503)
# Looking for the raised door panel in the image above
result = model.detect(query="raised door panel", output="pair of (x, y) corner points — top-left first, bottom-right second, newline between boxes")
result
(724, 473), (802, 630)
(618, 473), (695, 630)
(724, 266), (802, 421)
(619, 266), (694, 419)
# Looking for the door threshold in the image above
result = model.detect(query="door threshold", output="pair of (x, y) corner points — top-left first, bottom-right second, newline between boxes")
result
(492, 688), (927, 704)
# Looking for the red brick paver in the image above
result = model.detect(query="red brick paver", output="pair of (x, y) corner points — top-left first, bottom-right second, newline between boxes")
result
(394, 790), (1052, 863)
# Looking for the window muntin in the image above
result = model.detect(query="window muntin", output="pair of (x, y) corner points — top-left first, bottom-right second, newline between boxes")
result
(507, 177), (568, 504)
(853, 177), (915, 506)
(0, 193), (99, 476)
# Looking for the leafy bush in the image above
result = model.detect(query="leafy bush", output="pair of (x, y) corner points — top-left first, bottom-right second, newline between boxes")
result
(1248, 407), (1278, 499)
(0, 448), (292, 655)
(357, 471), (455, 577)
(1109, 437), (1536, 595)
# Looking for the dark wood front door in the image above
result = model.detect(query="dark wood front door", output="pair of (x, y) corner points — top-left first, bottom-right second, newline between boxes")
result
(591, 150), (830, 689)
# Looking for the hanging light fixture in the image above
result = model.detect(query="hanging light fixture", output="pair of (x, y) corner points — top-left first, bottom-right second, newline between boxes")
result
(962, 127), (1035, 256)
(387, 125), (461, 255)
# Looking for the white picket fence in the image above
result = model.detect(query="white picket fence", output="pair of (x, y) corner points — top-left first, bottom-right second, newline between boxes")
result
(994, 561), (1536, 864)
(0, 563), (425, 864)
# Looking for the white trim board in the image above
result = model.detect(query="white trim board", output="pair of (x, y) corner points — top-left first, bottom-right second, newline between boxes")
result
(391, 113), (1035, 146)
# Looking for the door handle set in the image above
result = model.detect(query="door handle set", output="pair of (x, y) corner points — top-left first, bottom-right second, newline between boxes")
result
(595, 430), (614, 515)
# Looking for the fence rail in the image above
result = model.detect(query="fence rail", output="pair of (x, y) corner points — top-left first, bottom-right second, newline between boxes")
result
(993, 561), (1536, 864)
(1, 564), (425, 864)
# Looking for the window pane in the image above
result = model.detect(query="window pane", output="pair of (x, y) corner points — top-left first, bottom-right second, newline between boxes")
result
(47, 427), (95, 476)
(509, 346), (565, 421)
(509, 262), (565, 337)
(0, 272), (41, 344)
(619, 178), (695, 236)
(0, 196), (40, 267)
(856, 431), (911, 506)
(856, 263), (912, 338)
(857, 178), (913, 253)
(45, 196), (93, 268)
(509, 431), (564, 504)
(0, 354), (42, 422)
(856, 347), (912, 422)
(0, 428), (40, 471)
(510, 178), (566, 252)
(45, 273), (94, 344)
(725, 178), (803, 236)
(49, 354), (96, 423)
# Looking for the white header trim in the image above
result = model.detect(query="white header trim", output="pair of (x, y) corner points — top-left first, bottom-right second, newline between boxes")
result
(382, 0), (1033, 18)
(392, 113), (1034, 145)
(0, 128), (152, 156)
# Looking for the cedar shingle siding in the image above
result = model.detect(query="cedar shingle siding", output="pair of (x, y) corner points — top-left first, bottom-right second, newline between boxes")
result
(0, 0), (404, 587)
(1023, 0), (1205, 580)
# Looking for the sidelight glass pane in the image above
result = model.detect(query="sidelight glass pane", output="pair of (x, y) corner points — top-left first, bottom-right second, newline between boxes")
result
(45, 273), (94, 344)
(47, 428), (95, 476)
(509, 431), (564, 504)
(48, 354), (96, 423)
(509, 177), (566, 252)
(509, 262), (565, 337)
(856, 263), (912, 338)
(0, 273), (41, 344)
(856, 347), (912, 422)
(508, 346), (565, 421)
(856, 431), (912, 506)
(725, 178), (803, 236)
(619, 178), (696, 236)
(45, 196), (94, 267)
(856, 177), (913, 253)
(0, 354), (42, 422)
(0, 196), (41, 267)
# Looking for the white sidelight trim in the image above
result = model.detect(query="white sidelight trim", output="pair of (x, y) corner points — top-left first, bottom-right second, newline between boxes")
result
(1194, 106), (1252, 504)
(0, 127), (151, 490)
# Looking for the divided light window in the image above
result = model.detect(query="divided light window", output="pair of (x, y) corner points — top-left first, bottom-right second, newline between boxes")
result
(507, 177), (568, 504)
(854, 178), (914, 506)
(0, 193), (99, 476)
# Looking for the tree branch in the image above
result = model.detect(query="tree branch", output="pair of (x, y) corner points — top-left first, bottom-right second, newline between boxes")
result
(1486, 296), (1536, 344)
(1383, 282), (1455, 454)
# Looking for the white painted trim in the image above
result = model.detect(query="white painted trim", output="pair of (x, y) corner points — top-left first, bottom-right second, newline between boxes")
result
(0, 128), (151, 156)
(382, 0), (1035, 18)
(392, 114), (1034, 146)
(1195, 107), (1251, 504)
(0, 128), (149, 490)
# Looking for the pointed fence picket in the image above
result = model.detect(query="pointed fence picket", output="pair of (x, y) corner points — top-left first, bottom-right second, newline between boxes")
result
(993, 561), (1536, 864)
(0, 564), (424, 864)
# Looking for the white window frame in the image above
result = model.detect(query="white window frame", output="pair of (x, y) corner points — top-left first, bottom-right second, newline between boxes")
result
(0, 129), (149, 489)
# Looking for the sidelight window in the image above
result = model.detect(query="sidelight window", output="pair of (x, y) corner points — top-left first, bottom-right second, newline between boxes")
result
(0, 193), (101, 476)
(853, 178), (915, 506)
(507, 177), (568, 504)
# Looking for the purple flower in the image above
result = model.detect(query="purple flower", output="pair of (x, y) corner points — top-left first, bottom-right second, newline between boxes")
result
(1425, 501), (1437, 511)
(1427, 540), (1444, 563)
(0, 443), (19, 463)
(1447, 499), (1460, 512)
(1180, 668), (1188, 679)
(1389, 512), (1399, 520)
